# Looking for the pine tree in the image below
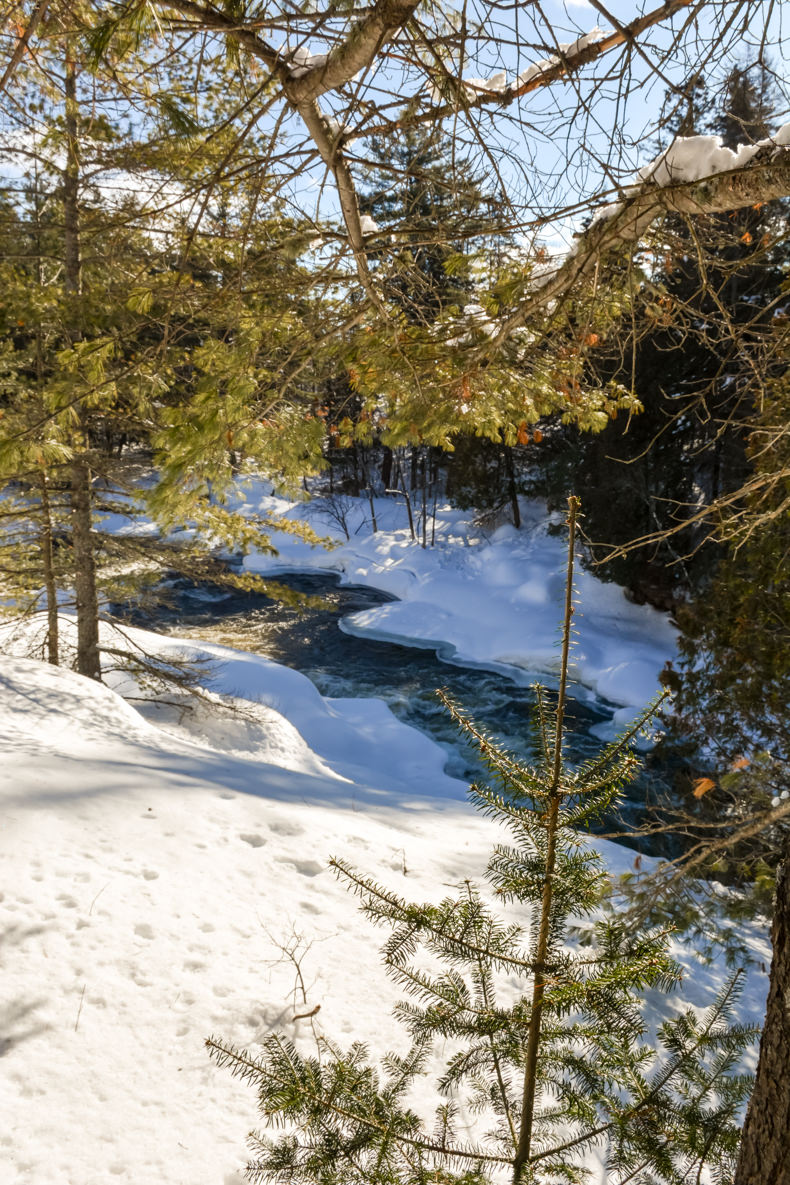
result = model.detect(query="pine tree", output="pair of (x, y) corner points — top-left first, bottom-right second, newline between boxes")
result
(208, 498), (755, 1185)
(0, 16), (334, 673)
(360, 127), (489, 326)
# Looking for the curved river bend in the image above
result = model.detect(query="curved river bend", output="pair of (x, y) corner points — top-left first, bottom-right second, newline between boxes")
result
(120, 571), (671, 847)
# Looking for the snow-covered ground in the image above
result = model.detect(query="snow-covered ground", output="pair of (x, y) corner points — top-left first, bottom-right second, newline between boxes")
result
(1, 488), (770, 1184)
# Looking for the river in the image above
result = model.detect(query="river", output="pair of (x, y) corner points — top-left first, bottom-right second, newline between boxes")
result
(116, 570), (676, 850)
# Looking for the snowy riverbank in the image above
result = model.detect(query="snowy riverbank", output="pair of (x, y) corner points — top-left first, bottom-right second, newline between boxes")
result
(1, 627), (770, 1185)
(231, 485), (679, 735)
(0, 486), (768, 1185)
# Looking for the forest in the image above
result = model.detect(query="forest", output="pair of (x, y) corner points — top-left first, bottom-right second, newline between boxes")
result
(1, 2), (789, 1183)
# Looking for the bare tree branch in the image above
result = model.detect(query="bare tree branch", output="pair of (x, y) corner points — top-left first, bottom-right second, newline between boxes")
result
(0, 0), (51, 93)
(353, 0), (698, 142)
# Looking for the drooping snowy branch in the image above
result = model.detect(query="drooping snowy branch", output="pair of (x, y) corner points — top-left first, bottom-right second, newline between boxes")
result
(493, 131), (790, 345)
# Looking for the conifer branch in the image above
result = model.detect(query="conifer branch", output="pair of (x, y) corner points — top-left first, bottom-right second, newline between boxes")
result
(464, 881), (519, 1149)
(576, 691), (671, 787)
(530, 969), (750, 1166)
(330, 859), (535, 973)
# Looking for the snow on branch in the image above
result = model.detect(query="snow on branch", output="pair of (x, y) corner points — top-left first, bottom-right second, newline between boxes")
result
(356, 0), (694, 143)
(160, 0), (421, 101)
(494, 130), (790, 345)
(284, 0), (422, 101)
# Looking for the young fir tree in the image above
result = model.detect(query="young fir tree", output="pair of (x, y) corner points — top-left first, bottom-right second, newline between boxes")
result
(208, 498), (755, 1185)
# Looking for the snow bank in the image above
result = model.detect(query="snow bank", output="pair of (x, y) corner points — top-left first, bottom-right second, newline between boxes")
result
(0, 635), (770, 1184)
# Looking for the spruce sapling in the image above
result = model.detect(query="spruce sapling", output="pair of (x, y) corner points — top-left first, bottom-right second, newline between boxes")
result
(208, 496), (756, 1184)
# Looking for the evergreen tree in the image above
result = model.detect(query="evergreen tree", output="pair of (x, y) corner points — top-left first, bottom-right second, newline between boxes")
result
(360, 128), (490, 326)
(670, 357), (790, 765)
(0, 15), (335, 673)
(358, 127), (531, 523)
(209, 499), (755, 1185)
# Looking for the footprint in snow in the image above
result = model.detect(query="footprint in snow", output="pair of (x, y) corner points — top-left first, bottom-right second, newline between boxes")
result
(277, 858), (324, 878)
(269, 819), (305, 837)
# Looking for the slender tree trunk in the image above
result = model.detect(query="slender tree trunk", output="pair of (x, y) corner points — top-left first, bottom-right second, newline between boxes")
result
(399, 479), (415, 541)
(380, 445), (393, 490)
(733, 834), (790, 1185)
(63, 50), (100, 680)
(33, 170), (59, 665)
(70, 458), (101, 680)
(504, 445), (521, 529)
(63, 52), (81, 309)
(421, 455), (427, 549)
(513, 498), (578, 1182)
(38, 471), (59, 665)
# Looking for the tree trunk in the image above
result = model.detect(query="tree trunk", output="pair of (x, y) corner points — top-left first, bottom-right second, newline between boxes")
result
(504, 444), (521, 529)
(38, 471), (59, 666)
(70, 459), (101, 681)
(734, 833), (790, 1185)
(63, 50), (100, 679)
(63, 51), (81, 305)
(380, 445), (393, 490)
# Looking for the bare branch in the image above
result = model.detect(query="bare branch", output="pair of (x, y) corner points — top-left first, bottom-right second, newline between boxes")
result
(0, 0), (51, 93)
(354, 0), (697, 143)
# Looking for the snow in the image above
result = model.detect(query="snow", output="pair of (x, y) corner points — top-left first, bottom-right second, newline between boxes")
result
(566, 27), (608, 54)
(324, 115), (347, 136)
(358, 214), (379, 235)
(0, 615), (771, 1184)
(0, 486), (772, 1183)
(287, 46), (327, 78)
(516, 61), (550, 86)
(484, 70), (508, 93)
(636, 135), (761, 187)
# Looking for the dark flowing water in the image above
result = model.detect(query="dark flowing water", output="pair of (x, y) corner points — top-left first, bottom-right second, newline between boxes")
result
(118, 571), (671, 845)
